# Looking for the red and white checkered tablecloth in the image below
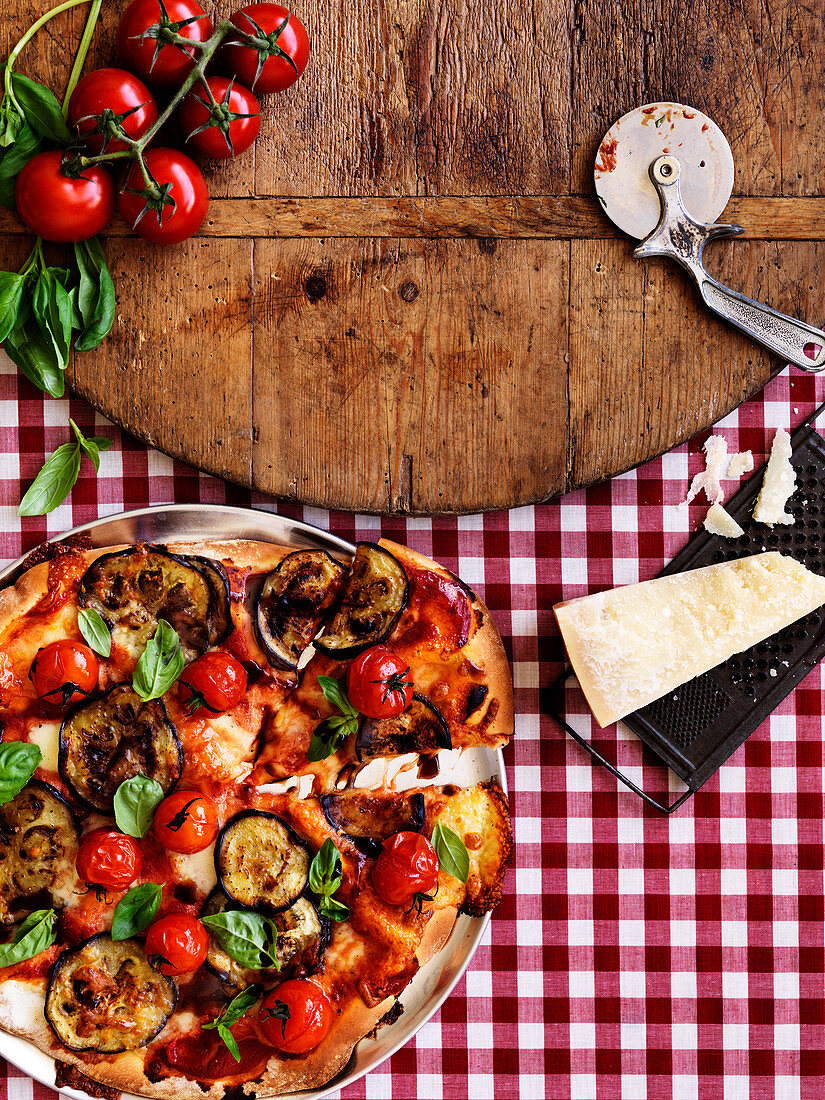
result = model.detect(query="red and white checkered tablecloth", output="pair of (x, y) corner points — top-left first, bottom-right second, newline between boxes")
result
(2, 349), (825, 1100)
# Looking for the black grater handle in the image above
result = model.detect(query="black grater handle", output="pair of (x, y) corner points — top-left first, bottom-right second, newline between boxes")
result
(547, 670), (695, 814)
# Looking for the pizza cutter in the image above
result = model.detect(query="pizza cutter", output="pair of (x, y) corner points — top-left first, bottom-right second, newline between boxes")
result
(595, 102), (825, 371)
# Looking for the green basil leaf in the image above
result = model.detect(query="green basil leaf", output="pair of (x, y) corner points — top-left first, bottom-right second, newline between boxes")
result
(10, 75), (73, 145)
(113, 774), (164, 838)
(431, 822), (470, 883)
(32, 269), (71, 368)
(316, 895), (349, 922)
(204, 985), (261, 1032)
(17, 440), (80, 516)
(308, 838), (342, 894)
(0, 742), (41, 805)
(201, 911), (280, 970)
(317, 675), (359, 719)
(70, 419), (112, 473)
(5, 314), (65, 397)
(215, 1023), (240, 1062)
(0, 122), (42, 208)
(110, 883), (162, 940)
(0, 271), (25, 344)
(77, 607), (112, 658)
(307, 715), (354, 762)
(0, 909), (56, 967)
(0, 99), (24, 148)
(73, 238), (116, 352)
(132, 620), (185, 701)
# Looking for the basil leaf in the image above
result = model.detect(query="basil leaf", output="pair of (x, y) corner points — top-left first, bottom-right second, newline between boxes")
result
(216, 1023), (240, 1062)
(73, 238), (116, 352)
(78, 607), (112, 657)
(0, 122), (42, 208)
(0, 271), (25, 344)
(10, 75), (73, 145)
(316, 895), (349, 922)
(0, 742), (41, 805)
(111, 883), (162, 940)
(431, 822), (470, 883)
(33, 269), (72, 368)
(201, 911), (280, 970)
(204, 985), (261, 1033)
(0, 909), (56, 967)
(317, 675), (359, 719)
(70, 419), (112, 472)
(113, 774), (164, 838)
(307, 715), (356, 762)
(5, 314), (65, 397)
(0, 99), (24, 148)
(132, 620), (185, 701)
(18, 440), (80, 516)
(308, 839), (349, 921)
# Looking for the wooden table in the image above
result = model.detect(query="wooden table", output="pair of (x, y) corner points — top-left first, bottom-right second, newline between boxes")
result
(3, 1), (824, 514)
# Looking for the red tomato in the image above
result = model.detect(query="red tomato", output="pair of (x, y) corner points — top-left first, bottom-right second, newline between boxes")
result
(178, 650), (248, 716)
(145, 913), (208, 975)
(76, 828), (142, 890)
(118, 147), (208, 244)
(347, 646), (413, 719)
(371, 831), (438, 908)
(259, 981), (333, 1053)
(68, 68), (158, 155)
(222, 4), (309, 93)
(29, 640), (99, 708)
(179, 76), (261, 159)
(116, 0), (213, 88)
(15, 152), (114, 243)
(153, 790), (219, 853)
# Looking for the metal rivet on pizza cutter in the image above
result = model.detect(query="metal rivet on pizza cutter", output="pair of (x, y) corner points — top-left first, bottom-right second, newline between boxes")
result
(595, 102), (825, 372)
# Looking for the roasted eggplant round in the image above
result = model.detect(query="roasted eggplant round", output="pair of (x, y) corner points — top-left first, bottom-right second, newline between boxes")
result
(0, 780), (79, 925)
(185, 555), (233, 646)
(78, 546), (217, 661)
(215, 810), (311, 913)
(255, 550), (346, 669)
(59, 684), (183, 812)
(315, 543), (408, 658)
(321, 790), (425, 857)
(46, 934), (176, 1053)
(203, 889), (327, 990)
(355, 693), (451, 762)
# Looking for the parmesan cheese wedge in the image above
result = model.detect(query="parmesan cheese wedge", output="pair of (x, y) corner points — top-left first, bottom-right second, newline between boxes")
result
(703, 502), (745, 539)
(554, 552), (825, 728)
(754, 428), (796, 526)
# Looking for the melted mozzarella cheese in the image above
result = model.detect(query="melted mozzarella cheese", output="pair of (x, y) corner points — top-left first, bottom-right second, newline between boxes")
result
(27, 720), (60, 773)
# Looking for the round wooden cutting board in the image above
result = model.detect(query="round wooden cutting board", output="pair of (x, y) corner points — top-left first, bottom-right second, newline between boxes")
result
(3, 1), (825, 514)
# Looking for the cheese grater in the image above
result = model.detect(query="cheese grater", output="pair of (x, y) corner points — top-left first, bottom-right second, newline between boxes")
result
(547, 403), (825, 813)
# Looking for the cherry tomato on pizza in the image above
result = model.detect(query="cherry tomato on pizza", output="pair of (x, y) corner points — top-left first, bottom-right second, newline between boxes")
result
(118, 147), (208, 244)
(116, 0), (213, 88)
(222, 4), (309, 93)
(259, 981), (333, 1053)
(29, 640), (99, 708)
(15, 152), (114, 243)
(76, 828), (142, 890)
(179, 76), (261, 159)
(346, 646), (413, 719)
(145, 913), (208, 975)
(153, 790), (219, 853)
(68, 68), (158, 155)
(178, 651), (248, 717)
(371, 831), (438, 908)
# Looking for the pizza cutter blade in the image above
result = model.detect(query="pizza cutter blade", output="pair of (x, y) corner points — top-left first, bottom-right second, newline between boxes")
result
(595, 102), (825, 372)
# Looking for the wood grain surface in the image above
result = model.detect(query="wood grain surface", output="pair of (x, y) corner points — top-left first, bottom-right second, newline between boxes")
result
(2, 0), (824, 514)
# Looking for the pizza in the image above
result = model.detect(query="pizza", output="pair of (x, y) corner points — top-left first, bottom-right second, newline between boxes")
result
(0, 534), (514, 1098)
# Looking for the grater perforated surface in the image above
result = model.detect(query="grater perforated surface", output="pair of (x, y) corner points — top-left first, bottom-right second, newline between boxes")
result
(622, 410), (825, 790)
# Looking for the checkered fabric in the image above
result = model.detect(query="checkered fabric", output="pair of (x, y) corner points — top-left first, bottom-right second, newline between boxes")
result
(1, 348), (824, 1100)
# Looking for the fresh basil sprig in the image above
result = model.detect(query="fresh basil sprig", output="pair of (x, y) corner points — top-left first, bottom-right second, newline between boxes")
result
(201, 910), (280, 970)
(111, 883), (162, 940)
(113, 775), (164, 838)
(132, 620), (185, 701)
(308, 676), (360, 763)
(18, 420), (112, 517)
(431, 823), (470, 883)
(0, 908), (56, 967)
(203, 984), (262, 1062)
(0, 742), (41, 805)
(73, 238), (116, 351)
(9, 75), (73, 145)
(308, 838), (349, 922)
(78, 607), (112, 657)
(0, 122), (41, 208)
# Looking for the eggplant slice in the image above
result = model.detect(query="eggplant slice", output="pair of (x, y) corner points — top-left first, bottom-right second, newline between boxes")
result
(315, 543), (408, 658)
(59, 684), (183, 812)
(322, 790), (425, 856)
(0, 780), (79, 925)
(78, 546), (217, 661)
(46, 934), (176, 1053)
(256, 550), (346, 669)
(215, 810), (311, 913)
(356, 694), (451, 761)
(203, 889), (326, 991)
(185, 555), (233, 646)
